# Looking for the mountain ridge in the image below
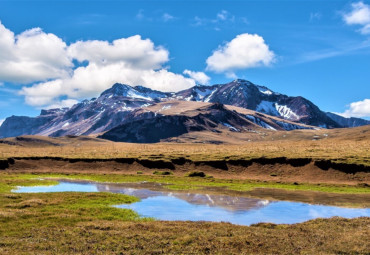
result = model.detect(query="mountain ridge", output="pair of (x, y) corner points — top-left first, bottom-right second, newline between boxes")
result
(0, 79), (368, 139)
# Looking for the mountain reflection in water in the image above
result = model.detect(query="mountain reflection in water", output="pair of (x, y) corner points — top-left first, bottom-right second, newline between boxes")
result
(14, 180), (370, 225)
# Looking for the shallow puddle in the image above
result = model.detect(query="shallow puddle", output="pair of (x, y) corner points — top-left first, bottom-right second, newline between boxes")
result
(13, 180), (370, 226)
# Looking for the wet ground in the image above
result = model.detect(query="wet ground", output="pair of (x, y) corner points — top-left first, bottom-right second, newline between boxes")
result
(13, 179), (370, 225)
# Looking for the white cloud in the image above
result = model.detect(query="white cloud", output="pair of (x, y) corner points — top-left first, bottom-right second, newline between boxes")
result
(217, 10), (232, 21)
(45, 99), (79, 110)
(343, 2), (370, 34)
(338, 99), (370, 118)
(21, 62), (195, 107)
(206, 33), (275, 75)
(162, 13), (175, 22)
(183, 70), (210, 84)
(68, 35), (169, 69)
(0, 119), (4, 126)
(193, 10), (240, 29)
(0, 22), (72, 83)
(0, 21), (198, 108)
(360, 23), (370, 34)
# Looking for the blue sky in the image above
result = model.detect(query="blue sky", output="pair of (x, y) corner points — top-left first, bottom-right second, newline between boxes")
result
(0, 0), (369, 123)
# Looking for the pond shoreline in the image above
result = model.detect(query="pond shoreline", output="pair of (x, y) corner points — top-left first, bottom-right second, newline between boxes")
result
(30, 177), (370, 208)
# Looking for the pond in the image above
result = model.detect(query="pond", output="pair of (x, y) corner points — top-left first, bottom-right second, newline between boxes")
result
(13, 180), (370, 226)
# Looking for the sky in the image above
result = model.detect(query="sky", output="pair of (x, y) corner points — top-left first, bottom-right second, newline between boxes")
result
(0, 0), (370, 124)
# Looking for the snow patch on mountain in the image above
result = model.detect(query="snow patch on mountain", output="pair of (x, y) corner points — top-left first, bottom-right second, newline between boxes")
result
(256, 101), (279, 116)
(275, 104), (299, 120)
(182, 86), (218, 102)
(256, 85), (273, 95)
(273, 120), (312, 131)
(204, 89), (217, 102)
(245, 115), (276, 130)
(101, 83), (168, 101)
(222, 122), (240, 132)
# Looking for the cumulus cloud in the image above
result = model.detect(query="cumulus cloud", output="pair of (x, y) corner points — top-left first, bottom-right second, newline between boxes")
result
(183, 70), (210, 84)
(206, 33), (275, 76)
(0, 22), (72, 83)
(67, 35), (169, 69)
(338, 99), (370, 118)
(21, 61), (196, 107)
(0, 119), (4, 126)
(0, 21), (199, 108)
(21, 62), (196, 107)
(343, 2), (370, 34)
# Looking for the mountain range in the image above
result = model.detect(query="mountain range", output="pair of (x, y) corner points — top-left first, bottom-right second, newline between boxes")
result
(0, 79), (368, 142)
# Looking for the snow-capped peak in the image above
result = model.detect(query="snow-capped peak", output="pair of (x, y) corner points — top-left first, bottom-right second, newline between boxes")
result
(256, 85), (274, 95)
(100, 83), (168, 101)
(233, 79), (253, 85)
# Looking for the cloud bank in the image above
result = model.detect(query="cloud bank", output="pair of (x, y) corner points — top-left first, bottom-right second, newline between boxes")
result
(206, 33), (275, 77)
(343, 1), (370, 34)
(338, 99), (370, 118)
(0, 21), (203, 108)
(0, 22), (71, 83)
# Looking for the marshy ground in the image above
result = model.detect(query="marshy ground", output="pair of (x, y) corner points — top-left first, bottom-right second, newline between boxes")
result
(0, 172), (369, 254)
(0, 129), (369, 254)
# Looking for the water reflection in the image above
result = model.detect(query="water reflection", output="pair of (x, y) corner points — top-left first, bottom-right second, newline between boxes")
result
(13, 180), (370, 226)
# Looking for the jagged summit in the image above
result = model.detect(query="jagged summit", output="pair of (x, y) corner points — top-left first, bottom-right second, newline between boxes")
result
(232, 78), (253, 84)
(100, 83), (170, 101)
(100, 83), (131, 96)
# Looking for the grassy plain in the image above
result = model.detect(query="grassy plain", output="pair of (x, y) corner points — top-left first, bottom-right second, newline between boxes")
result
(0, 125), (369, 166)
(0, 126), (369, 254)
(0, 173), (369, 254)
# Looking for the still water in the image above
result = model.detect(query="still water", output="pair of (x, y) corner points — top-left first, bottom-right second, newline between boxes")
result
(13, 180), (370, 226)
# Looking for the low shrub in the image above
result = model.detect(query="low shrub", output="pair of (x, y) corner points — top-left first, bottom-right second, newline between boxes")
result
(153, 171), (173, 175)
(186, 171), (206, 177)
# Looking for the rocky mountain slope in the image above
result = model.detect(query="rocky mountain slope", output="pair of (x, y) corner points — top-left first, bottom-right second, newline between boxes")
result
(325, 112), (370, 128)
(100, 101), (314, 143)
(176, 79), (348, 128)
(0, 79), (368, 139)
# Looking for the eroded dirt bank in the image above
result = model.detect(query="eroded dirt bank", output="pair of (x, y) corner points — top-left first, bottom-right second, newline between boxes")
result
(1, 157), (369, 185)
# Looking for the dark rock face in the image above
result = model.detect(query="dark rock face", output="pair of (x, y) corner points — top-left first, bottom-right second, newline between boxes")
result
(101, 115), (192, 143)
(99, 103), (312, 143)
(0, 80), (368, 138)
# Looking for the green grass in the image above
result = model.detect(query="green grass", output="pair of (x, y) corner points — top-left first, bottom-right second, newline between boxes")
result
(0, 174), (59, 193)
(26, 173), (370, 194)
(3, 172), (368, 194)
(0, 173), (151, 225)
(0, 172), (369, 254)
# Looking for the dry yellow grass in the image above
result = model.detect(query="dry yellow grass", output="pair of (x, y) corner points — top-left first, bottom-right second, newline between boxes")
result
(0, 126), (369, 166)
